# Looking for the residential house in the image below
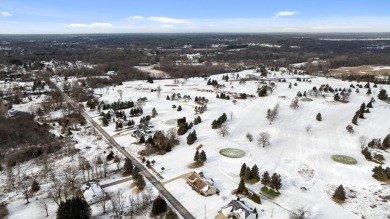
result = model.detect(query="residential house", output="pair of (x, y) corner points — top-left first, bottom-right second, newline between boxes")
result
(187, 171), (219, 196)
(80, 182), (105, 205)
(220, 199), (258, 219)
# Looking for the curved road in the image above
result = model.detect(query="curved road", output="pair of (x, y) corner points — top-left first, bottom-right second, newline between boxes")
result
(53, 81), (195, 219)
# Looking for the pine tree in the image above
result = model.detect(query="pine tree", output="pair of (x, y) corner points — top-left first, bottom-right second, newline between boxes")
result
(316, 113), (322, 121)
(261, 171), (271, 187)
(177, 105), (182, 111)
(102, 117), (109, 126)
(31, 180), (40, 192)
(289, 83), (292, 89)
(123, 158), (133, 175)
(245, 167), (252, 180)
(132, 166), (140, 180)
(240, 163), (246, 178)
(333, 185), (346, 201)
(382, 134), (390, 150)
(56, 197), (91, 219)
(152, 196), (167, 216)
(270, 173), (282, 191)
(199, 150), (207, 163)
(367, 101), (373, 108)
(237, 178), (246, 194)
(352, 114), (358, 125)
(187, 131), (195, 145)
(251, 165), (260, 181)
(137, 175), (146, 189)
(367, 88), (372, 95)
(378, 89), (388, 100)
(194, 150), (200, 162)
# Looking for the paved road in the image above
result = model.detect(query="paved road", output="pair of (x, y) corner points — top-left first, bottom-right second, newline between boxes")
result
(52, 82), (195, 219)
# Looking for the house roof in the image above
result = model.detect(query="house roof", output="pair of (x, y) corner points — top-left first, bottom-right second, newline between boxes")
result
(81, 182), (104, 204)
(222, 200), (257, 219)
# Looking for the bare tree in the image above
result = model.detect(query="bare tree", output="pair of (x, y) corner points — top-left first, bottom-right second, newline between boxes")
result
(19, 166), (32, 204)
(111, 191), (126, 218)
(257, 131), (271, 147)
(359, 135), (368, 150)
(290, 98), (299, 110)
(230, 111), (233, 120)
(98, 192), (107, 214)
(266, 103), (280, 125)
(290, 207), (310, 219)
(5, 165), (16, 189)
(305, 125), (312, 133)
(157, 84), (162, 98)
(62, 165), (80, 197)
(117, 89), (123, 101)
(219, 124), (229, 137)
(38, 197), (49, 217)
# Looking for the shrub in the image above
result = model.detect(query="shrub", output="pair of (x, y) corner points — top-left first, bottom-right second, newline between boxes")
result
(251, 193), (261, 204)
(152, 196), (167, 216)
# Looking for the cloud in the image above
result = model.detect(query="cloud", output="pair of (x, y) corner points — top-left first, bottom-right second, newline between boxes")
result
(67, 22), (112, 28)
(162, 24), (174, 28)
(147, 16), (188, 24)
(90, 22), (112, 27)
(129, 16), (144, 20)
(274, 11), (299, 17)
(1, 12), (12, 17)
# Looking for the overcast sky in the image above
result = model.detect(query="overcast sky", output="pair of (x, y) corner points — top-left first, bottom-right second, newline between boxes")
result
(1, 0), (390, 34)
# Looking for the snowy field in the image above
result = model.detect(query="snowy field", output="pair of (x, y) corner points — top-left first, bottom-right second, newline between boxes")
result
(80, 69), (390, 219)
(2, 68), (390, 219)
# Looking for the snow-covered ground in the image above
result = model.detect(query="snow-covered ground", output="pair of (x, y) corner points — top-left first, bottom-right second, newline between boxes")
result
(2, 69), (390, 219)
(80, 69), (390, 219)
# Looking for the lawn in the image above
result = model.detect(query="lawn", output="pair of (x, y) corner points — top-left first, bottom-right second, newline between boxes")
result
(260, 186), (281, 199)
(331, 155), (357, 165)
(219, 148), (246, 158)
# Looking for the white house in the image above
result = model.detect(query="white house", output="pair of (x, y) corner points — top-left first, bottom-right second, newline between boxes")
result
(80, 182), (105, 205)
(220, 199), (259, 219)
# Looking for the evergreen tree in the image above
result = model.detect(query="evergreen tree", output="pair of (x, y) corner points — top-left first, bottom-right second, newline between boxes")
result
(199, 150), (207, 163)
(31, 180), (40, 192)
(56, 197), (91, 219)
(237, 178), (246, 194)
(102, 117), (109, 126)
(367, 88), (372, 95)
(361, 147), (372, 160)
(177, 105), (182, 111)
(251, 165), (260, 181)
(123, 158), (133, 175)
(367, 101), (373, 108)
(316, 113), (322, 121)
(288, 83), (292, 89)
(270, 173), (282, 191)
(132, 166), (140, 180)
(352, 114), (358, 125)
(333, 185), (346, 201)
(378, 89), (388, 100)
(261, 171), (271, 187)
(245, 167), (252, 180)
(240, 163), (246, 178)
(303, 91), (307, 97)
(194, 150), (200, 162)
(382, 134), (390, 150)
(165, 209), (178, 219)
(152, 196), (167, 216)
(137, 175), (146, 189)
(187, 132), (195, 145)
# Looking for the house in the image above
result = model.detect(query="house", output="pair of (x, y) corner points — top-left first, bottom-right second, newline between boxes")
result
(8, 108), (19, 117)
(132, 129), (149, 140)
(136, 124), (152, 133)
(187, 171), (219, 196)
(80, 182), (105, 205)
(220, 199), (258, 219)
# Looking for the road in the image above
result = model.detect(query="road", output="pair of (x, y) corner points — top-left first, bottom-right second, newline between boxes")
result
(52, 81), (195, 219)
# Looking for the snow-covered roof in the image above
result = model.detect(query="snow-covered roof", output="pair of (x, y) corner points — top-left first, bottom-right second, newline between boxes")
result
(81, 182), (104, 205)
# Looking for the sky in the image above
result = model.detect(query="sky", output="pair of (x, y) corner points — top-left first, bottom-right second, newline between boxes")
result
(1, 0), (390, 34)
